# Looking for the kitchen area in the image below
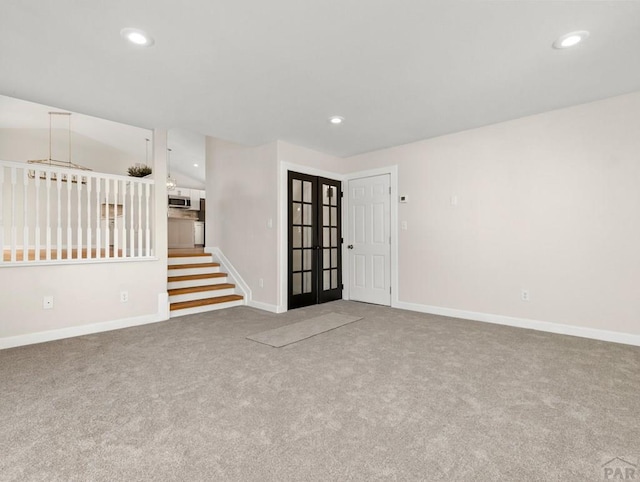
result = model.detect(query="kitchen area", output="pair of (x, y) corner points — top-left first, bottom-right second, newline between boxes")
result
(167, 129), (207, 249)
(168, 187), (206, 248)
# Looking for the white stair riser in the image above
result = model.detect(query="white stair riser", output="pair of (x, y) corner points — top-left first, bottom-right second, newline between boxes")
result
(170, 299), (244, 318)
(169, 288), (236, 303)
(168, 256), (213, 265)
(168, 266), (220, 277)
(167, 277), (228, 290)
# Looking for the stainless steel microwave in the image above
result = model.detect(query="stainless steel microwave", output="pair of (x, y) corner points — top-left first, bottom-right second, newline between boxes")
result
(168, 195), (191, 208)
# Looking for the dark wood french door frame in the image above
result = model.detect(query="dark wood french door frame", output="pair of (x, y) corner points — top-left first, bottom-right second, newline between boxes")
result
(288, 171), (342, 310)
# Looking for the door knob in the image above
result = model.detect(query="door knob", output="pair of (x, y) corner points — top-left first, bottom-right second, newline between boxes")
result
(347, 244), (354, 249)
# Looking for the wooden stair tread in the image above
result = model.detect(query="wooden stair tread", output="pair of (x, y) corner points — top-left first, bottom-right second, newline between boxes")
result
(168, 283), (235, 296)
(168, 262), (220, 270)
(168, 273), (226, 282)
(170, 294), (243, 311)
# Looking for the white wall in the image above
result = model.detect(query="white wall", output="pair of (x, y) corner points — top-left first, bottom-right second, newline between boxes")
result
(169, 170), (205, 190)
(205, 139), (342, 310)
(344, 92), (640, 336)
(0, 128), (144, 176)
(206, 137), (278, 306)
(278, 140), (346, 174)
(0, 261), (165, 339)
(0, 129), (169, 349)
(168, 128), (206, 190)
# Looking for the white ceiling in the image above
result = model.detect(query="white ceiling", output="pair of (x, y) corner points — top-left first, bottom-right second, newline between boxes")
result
(1, 1), (639, 157)
(168, 128), (206, 186)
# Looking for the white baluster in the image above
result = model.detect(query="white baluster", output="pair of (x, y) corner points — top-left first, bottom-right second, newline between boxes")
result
(66, 173), (72, 260)
(145, 182), (150, 257)
(86, 177), (92, 260)
(76, 176), (82, 259)
(9, 167), (18, 263)
(113, 179), (119, 258)
(56, 173), (62, 260)
(23, 169), (29, 263)
(45, 171), (52, 261)
(104, 178), (110, 259)
(130, 181), (135, 258)
(137, 181), (142, 258)
(95, 177), (101, 259)
(122, 179), (127, 258)
(10, 167), (17, 262)
(34, 171), (40, 261)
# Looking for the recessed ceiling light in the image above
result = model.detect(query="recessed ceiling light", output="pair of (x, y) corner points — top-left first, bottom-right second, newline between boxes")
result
(553, 31), (589, 49)
(329, 116), (344, 125)
(120, 28), (155, 47)
(193, 164), (199, 167)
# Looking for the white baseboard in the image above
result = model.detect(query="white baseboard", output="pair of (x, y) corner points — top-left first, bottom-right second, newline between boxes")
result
(205, 247), (251, 302)
(393, 300), (640, 347)
(158, 292), (169, 320)
(248, 300), (281, 313)
(0, 317), (168, 351)
(205, 247), (284, 314)
(1, 293), (170, 350)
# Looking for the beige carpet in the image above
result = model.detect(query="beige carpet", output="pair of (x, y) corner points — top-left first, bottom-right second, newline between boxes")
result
(1, 300), (639, 481)
(247, 312), (363, 347)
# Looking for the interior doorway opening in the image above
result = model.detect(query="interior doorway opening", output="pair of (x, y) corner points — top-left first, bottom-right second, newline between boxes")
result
(167, 129), (206, 249)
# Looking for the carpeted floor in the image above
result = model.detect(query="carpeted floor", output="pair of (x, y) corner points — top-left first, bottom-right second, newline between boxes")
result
(1, 301), (639, 481)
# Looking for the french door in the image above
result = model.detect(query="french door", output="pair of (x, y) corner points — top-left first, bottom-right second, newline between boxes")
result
(288, 171), (342, 309)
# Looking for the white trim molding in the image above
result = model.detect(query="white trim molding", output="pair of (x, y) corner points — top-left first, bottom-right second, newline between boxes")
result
(205, 246), (251, 302)
(0, 256), (159, 268)
(206, 246), (284, 313)
(158, 291), (170, 320)
(247, 300), (282, 313)
(394, 300), (640, 347)
(0, 292), (169, 350)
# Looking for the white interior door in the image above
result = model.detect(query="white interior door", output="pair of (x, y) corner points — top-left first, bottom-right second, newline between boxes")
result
(347, 174), (391, 305)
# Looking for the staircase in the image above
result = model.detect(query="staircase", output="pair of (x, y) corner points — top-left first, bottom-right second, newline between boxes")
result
(168, 252), (244, 317)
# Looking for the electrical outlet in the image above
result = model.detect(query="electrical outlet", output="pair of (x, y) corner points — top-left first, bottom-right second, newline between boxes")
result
(120, 291), (129, 303)
(451, 195), (458, 206)
(401, 221), (408, 230)
(259, 278), (264, 288)
(521, 289), (530, 302)
(43, 296), (54, 310)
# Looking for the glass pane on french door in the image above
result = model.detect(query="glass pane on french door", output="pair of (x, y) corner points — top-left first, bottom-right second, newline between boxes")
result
(318, 178), (342, 303)
(289, 172), (318, 309)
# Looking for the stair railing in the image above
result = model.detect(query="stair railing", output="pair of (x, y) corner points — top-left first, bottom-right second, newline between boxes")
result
(0, 159), (155, 264)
